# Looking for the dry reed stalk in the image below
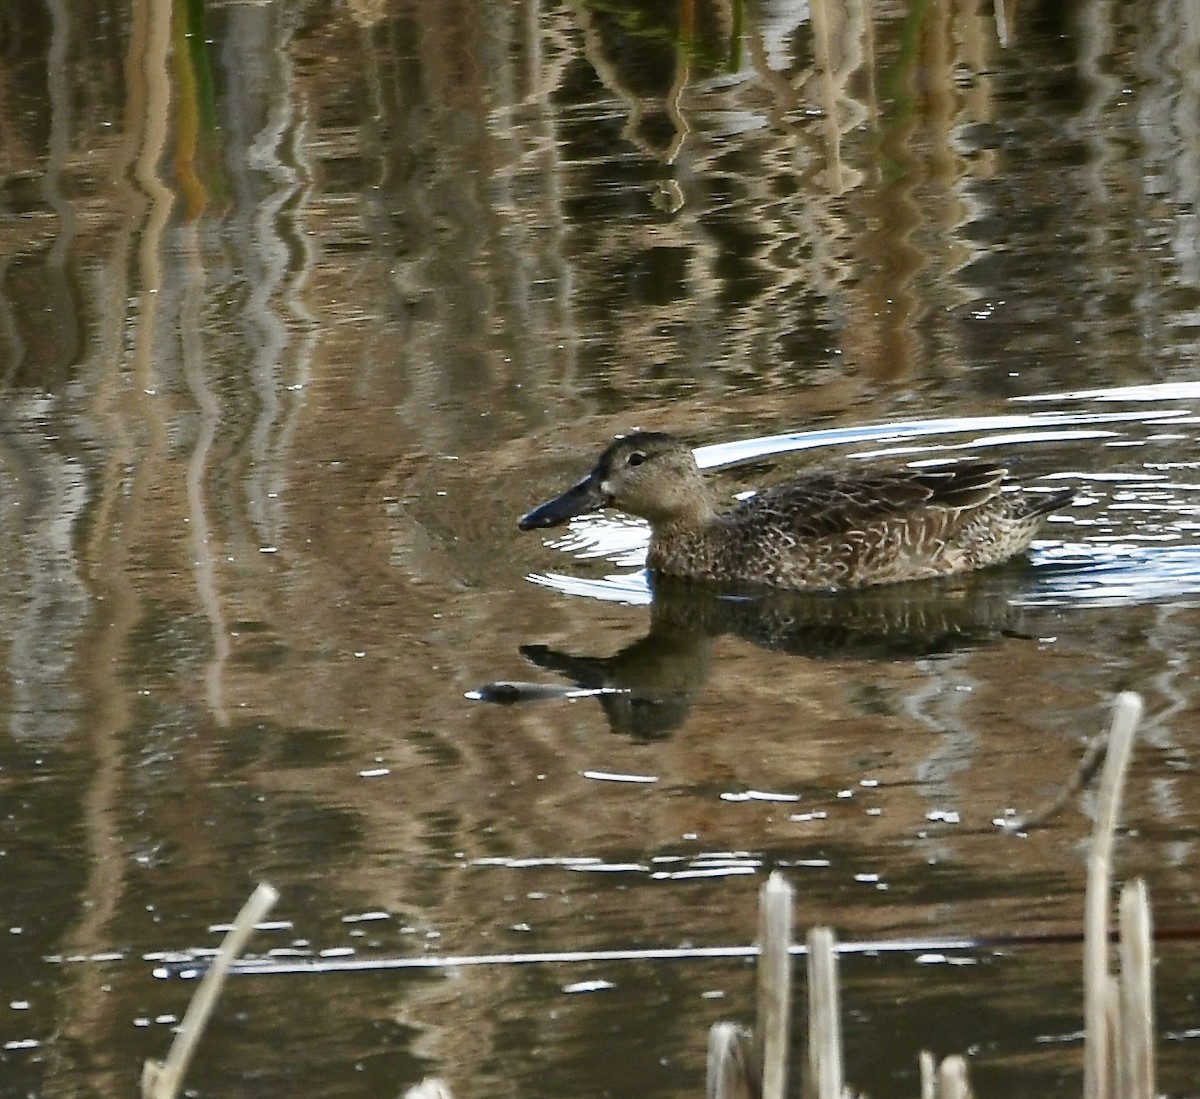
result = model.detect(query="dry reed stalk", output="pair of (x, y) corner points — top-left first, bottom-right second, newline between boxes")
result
(919, 1050), (936, 1099)
(1083, 691), (1143, 1099)
(1117, 879), (1155, 1099)
(1001, 730), (1109, 833)
(1104, 977), (1121, 1094)
(403, 1080), (455, 1099)
(707, 1021), (757, 1099)
(805, 927), (844, 1099)
(141, 882), (279, 1099)
(935, 1054), (972, 1098)
(918, 1049), (975, 1098)
(757, 872), (794, 1099)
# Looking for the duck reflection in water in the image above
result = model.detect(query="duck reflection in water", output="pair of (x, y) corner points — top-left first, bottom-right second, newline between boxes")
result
(475, 573), (1029, 741)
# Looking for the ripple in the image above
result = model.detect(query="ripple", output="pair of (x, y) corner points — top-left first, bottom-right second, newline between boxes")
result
(690, 406), (1182, 469)
(1014, 381), (1200, 403)
(1023, 542), (1200, 606)
(528, 569), (651, 604)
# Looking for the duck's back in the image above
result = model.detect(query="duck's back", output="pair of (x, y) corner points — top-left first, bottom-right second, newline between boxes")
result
(648, 463), (1065, 590)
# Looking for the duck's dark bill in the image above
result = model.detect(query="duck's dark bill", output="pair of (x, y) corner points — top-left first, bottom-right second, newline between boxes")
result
(518, 472), (609, 530)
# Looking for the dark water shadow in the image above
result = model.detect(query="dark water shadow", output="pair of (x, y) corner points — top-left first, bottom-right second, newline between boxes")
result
(474, 570), (1038, 741)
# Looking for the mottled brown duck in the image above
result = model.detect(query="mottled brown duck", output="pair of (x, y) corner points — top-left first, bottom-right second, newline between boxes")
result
(518, 431), (1072, 591)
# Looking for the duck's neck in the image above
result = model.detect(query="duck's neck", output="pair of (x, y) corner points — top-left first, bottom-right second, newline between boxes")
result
(645, 496), (720, 575)
(648, 494), (718, 535)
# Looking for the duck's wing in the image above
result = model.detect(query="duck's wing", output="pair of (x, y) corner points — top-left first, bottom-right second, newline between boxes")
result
(738, 463), (1007, 539)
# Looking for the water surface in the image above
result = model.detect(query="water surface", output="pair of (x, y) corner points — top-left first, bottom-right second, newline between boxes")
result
(2, 1), (1199, 1096)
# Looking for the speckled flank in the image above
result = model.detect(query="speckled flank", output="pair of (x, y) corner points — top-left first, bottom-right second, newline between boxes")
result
(520, 432), (1072, 592)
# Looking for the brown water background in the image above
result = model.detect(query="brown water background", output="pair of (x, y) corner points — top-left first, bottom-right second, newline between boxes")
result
(2, 1), (1200, 1096)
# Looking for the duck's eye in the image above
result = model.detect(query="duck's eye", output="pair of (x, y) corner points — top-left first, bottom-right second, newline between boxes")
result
(627, 451), (647, 467)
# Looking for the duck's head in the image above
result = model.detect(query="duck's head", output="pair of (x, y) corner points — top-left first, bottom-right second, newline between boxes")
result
(518, 432), (712, 530)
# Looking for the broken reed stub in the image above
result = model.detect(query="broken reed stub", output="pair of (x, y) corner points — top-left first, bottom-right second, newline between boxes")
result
(756, 871), (794, 1099)
(707, 1021), (757, 1099)
(806, 926), (845, 1099)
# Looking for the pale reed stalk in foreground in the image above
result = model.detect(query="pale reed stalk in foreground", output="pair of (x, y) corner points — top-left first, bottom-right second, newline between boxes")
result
(1083, 691), (1143, 1099)
(918, 1049), (975, 1098)
(403, 1079), (454, 1099)
(708, 871), (795, 1099)
(1116, 879), (1155, 1099)
(142, 882), (279, 1099)
(936, 1055), (972, 1098)
(805, 927), (844, 1099)
(919, 1051), (935, 1098)
(707, 1022), (757, 1099)
(757, 872), (794, 1099)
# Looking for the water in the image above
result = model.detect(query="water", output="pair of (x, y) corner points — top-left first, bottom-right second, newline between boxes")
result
(2, 1), (1199, 1096)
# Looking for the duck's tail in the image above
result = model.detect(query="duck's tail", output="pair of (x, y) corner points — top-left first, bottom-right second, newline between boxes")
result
(1014, 486), (1075, 520)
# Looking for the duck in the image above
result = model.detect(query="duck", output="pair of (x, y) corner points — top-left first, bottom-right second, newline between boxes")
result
(518, 431), (1072, 591)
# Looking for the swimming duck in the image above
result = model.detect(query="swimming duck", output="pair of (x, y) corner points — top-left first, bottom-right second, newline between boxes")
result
(518, 431), (1072, 591)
